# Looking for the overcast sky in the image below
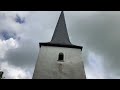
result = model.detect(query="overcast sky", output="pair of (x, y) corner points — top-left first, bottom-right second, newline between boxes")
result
(0, 11), (120, 79)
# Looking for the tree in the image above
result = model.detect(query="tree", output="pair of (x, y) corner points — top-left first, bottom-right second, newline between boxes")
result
(0, 71), (3, 79)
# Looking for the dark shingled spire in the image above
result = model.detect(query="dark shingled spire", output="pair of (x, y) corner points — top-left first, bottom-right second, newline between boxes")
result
(39, 11), (83, 50)
(50, 11), (71, 45)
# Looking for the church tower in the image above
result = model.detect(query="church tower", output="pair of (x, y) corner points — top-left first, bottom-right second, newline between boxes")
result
(33, 11), (86, 79)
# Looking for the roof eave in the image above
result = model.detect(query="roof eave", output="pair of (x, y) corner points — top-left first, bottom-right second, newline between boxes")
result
(39, 42), (83, 51)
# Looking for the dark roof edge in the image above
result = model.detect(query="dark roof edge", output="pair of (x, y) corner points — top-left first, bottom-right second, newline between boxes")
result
(39, 42), (83, 51)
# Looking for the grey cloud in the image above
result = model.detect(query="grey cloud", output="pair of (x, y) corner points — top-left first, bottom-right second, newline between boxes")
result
(0, 12), (60, 79)
(64, 11), (120, 78)
(5, 39), (38, 68)
(0, 11), (59, 67)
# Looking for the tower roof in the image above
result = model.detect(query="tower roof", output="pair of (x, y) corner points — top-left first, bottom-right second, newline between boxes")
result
(40, 11), (83, 50)
(50, 11), (71, 45)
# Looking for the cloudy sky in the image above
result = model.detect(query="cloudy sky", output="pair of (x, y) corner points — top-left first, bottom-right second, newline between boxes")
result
(0, 11), (120, 79)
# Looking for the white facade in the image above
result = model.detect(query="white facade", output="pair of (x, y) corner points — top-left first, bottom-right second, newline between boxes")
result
(33, 46), (86, 79)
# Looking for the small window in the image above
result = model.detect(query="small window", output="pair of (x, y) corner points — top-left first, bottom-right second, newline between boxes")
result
(58, 52), (64, 62)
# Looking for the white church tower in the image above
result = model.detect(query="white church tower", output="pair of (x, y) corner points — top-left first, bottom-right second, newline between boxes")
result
(33, 11), (86, 79)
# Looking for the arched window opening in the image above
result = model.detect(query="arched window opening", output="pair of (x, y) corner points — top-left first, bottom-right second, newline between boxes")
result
(58, 52), (64, 62)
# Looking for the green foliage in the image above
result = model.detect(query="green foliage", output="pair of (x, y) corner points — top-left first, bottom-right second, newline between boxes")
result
(0, 71), (3, 79)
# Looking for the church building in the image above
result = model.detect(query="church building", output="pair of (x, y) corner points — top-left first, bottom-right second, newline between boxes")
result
(33, 11), (86, 79)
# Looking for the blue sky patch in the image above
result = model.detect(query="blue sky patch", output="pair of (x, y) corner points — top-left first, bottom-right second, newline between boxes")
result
(0, 31), (17, 40)
(15, 14), (25, 24)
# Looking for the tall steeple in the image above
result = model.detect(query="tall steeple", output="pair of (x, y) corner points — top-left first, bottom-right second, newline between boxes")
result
(39, 11), (83, 50)
(33, 11), (86, 79)
(50, 11), (71, 45)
